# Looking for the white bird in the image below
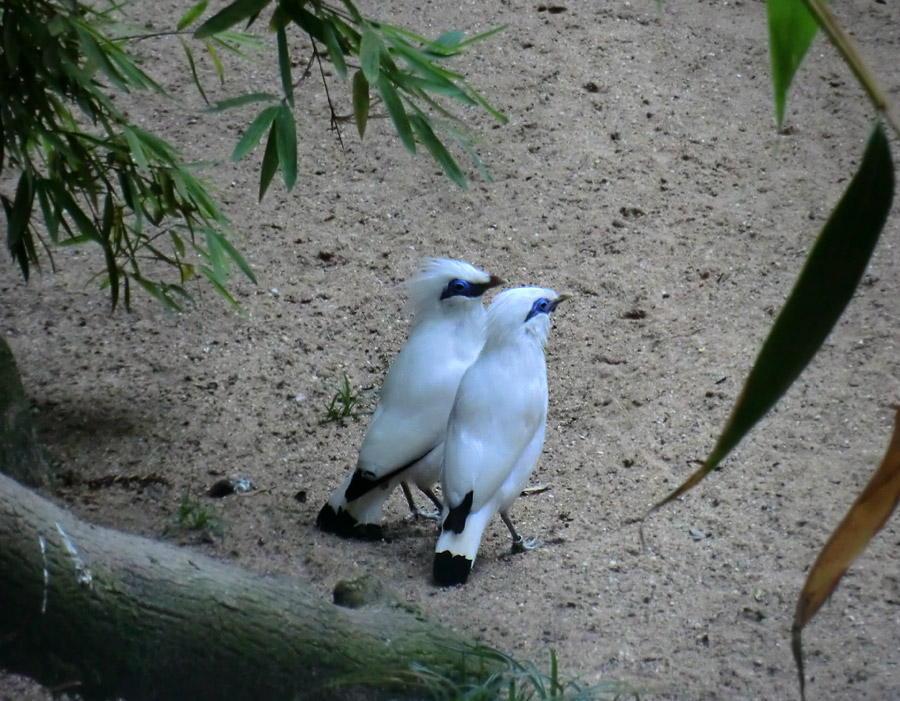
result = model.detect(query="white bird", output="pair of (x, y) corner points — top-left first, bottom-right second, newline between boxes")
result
(433, 286), (569, 586)
(316, 258), (504, 540)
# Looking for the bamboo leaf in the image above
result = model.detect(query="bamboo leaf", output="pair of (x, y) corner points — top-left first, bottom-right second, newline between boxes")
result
(132, 127), (179, 161)
(204, 40), (225, 84)
(409, 114), (465, 188)
(340, 0), (364, 26)
(792, 408), (900, 700)
(35, 180), (60, 244)
(74, 25), (126, 92)
(7, 171), (35, 278)
(650, 122), (894, 513)
(181, 40), (209, 106)
(231, 104), (280, 161)
(766, 0), (821, 129)
(206, 92), (278, 112)
(352, 70), (369, 139)
(279, 3), (324, 42)
(276, 104), (298, 190)
(321, 20), (347, 80)
(258, 121), (279, 201)
(194, 0), (272, 38)
(134, 274), (184, 312)
(122, 125), (149, 170)
(377, 73), (415, 154)
(199, 265), (240, 308)
(206, 229), (257, 284)
(435, 30), (464, 49)
(205, 228), (229, 280)
(177, 0), (209, 31)
(276, 24), (293, 107)
(359, 26), (381, 85)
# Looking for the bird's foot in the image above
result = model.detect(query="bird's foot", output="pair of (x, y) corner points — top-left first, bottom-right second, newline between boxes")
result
(510, 536), (539, 554)
(406, 506), (441, 521)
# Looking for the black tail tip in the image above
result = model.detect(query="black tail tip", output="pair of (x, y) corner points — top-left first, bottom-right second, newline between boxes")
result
(433, 550), (473, 586)
(316, 503), (384, 541)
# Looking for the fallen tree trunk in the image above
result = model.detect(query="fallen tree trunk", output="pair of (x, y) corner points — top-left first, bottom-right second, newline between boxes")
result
(0, 472), (475, 700)
(0, 335), (51, 487)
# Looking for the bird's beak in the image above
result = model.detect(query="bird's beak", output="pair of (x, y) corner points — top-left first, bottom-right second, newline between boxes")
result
(555, 292), (573, 304)
(487, 275), (506, 289)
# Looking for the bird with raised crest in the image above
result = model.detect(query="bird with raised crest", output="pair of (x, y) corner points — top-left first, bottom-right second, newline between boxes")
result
(433, 286), (569, 586)
(316, 258), (504, 541)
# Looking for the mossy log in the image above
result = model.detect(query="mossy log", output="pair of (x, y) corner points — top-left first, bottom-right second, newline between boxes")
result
(0, 472), (474, 700)
(0, 335), (50, 486)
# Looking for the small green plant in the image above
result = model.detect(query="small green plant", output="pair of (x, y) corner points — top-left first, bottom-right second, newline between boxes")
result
(322, 372), (360, 422)
(166, 490), (223, 537)
(313, 645), (643, 700)
(411, 647), (642, 701)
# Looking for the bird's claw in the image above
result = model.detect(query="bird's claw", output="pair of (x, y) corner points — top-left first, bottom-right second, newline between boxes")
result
(406, 507), (441, 521)
(511, 536), (539, 554)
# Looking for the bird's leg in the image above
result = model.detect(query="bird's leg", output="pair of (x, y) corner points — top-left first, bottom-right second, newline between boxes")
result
(418, 486), (443, 518)
(401, 482), (441, 520)
(501, 511), (538, 553)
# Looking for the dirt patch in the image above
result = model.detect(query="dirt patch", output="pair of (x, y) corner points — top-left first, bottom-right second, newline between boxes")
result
(3, 0), (900, 698)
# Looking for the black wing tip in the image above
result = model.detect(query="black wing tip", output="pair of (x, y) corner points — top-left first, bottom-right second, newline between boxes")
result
(433, 550), (473, 586)
(344, 469), (378, 502)
(316, 503), (385, 541)
(442, 490), (474, 535)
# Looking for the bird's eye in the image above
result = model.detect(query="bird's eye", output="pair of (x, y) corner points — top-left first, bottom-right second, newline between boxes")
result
(441, 278), (476, 300)
(524, 297), (554, 322)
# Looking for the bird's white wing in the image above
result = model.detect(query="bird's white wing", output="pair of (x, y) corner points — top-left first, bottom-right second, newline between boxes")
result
(358, 318), (480, 477)
(443, 349), (547, 513)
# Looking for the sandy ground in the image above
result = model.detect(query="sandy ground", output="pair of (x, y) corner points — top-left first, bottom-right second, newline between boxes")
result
(3, 0), (900, 698)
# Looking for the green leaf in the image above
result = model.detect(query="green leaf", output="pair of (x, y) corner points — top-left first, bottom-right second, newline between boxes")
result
(181, 40), (209, 105)
(170, 231), (186, 258)
(321, 20), (347, 80)
(205, 228), (229, 280)
(199, 265), (240, 308)
(435, 30), (465, 48)
(650, 121), (894, 513)
(132, 127), (180, 161)
(766, 0), (821, 129)
(101, 192), (114, 243)
(204, 40), (226, 84)
(339, 0), (364, 25)
(134, 274), (184, 312)
(74, 25), (126, 92)
(359, 26), (381, 85)
(258, 121), (279, 201)
(48, 182), (101, 244)
(194, 0), (272, 38)
(35, 180), (60, 244)
(6, 171), (36, 278)
(352, 70), (370, 138)
(279, 3), (324, 41)
(276, 24), (293, 106)
(453, 25), (506, 52)
(377, 74), (415, 154)
(122, 125), (149, 170)
(178, 0), (209, 31)
(231, 104), (280, 161)
(206, 92), (278, 112)
(276, 103), (297, 190)
(204, 229), (257, 284)
(409, 114), (466, 188)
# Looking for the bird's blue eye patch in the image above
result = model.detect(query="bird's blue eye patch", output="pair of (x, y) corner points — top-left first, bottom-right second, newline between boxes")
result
(441, 278), (491, 300)
(525, 297), (556, 322)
